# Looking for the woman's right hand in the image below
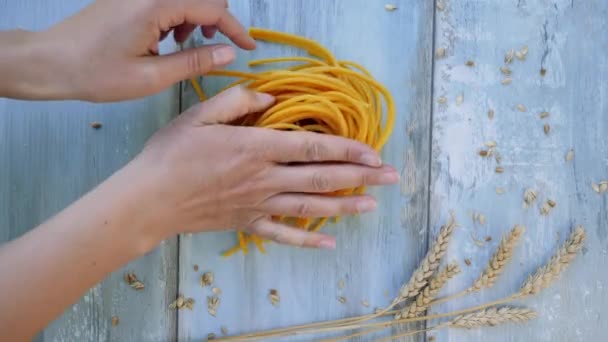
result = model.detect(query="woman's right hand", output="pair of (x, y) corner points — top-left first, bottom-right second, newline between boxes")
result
(129, 86), (399, 250)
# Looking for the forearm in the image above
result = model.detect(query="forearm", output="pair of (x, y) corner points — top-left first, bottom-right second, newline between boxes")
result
(0, 29), (74, 100)
(0, 161), (165, 340)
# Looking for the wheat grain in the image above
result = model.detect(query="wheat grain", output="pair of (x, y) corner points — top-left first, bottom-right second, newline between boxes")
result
(396, 263), (461, 319)
(201, 272), (214, 287)
(208, 296), (220, 316)
(384, 4), (397, 11)
(500, 66), (512, 75)
(518, 226), (586, 296)
(124, 272), (144, 290)
(505, 50), (514, 64)
(523, 189), (537, 209)
(470, 226), (525, 292)
(449, 307), (537, 329)
(436, 48), (446, 58)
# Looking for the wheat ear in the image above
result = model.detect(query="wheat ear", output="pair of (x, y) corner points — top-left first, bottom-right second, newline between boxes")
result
(356, 214), (457, 322)
(396, 263), (460, 319)
(430, 225), (525, 306)
(518, 226), (585, 297)
(471, 225), (525, 291)
(448, 307), (538, 329)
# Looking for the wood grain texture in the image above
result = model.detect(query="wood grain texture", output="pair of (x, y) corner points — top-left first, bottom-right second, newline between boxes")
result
(0, 1), (179, 341)
(179, 0), (434, 341)
(429, 0), (608, 341)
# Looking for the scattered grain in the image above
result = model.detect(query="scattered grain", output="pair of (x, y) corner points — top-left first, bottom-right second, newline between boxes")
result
(488, 109), (495, 120)
(465, 60), (475, 67)
(516, 45), (529, 61)
(547, 199), (556, 208)
(495, 166), (504, 174)
(484, 140), (497, 148)
(111, 316), (119, 327)
(543, 124), (551, 135)
(436, 47), (446, 58)
(269, 289), (280, 306)
(212, 287), (222, 296)
(479, 150), (488, 157)
(90, 121), (102, 129)
(592, 182), (600, 193)
(207, 296), (220, 316)
(361, 300), (370, 308)
(539, 111), (550, 119)
(496, 187), (506, 194)
(505, 49), (514, 64)
(437, 96), (447, 104)
(516, 104), (526, 112)
(193, 264), (199, 272)
(207, 333), (216, 340)
(384, 4), (397, 11)
(495, 152), (502, 164)
(566, 149), (574, 162)
(221, 326), (228, 335)
(500, 66), (512, 75)
(470, 232), (485, 247)
(600, 181), (608, 193)
(501, 77), (512, 85)
(436, 2), (445, 11)
(540, 68), (547, 76)
(479, 215), (486, 225)
(523, 189), (537, 209)
(338, 279), (345, 289)
(540, 203), (551, 216)
(124, 272), (144, 291)
(201, 272), (214, 287)
(337, 296), (347, 304)
(464, 258), (472, 266)
(456, 94), (464, 106)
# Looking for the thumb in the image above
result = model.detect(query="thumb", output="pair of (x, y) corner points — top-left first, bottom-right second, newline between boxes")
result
(145, 44), (236, 88)
(187, 86), (275, 125)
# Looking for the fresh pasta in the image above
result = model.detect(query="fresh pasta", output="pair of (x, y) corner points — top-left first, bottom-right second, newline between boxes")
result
(190, 28), (395, 257)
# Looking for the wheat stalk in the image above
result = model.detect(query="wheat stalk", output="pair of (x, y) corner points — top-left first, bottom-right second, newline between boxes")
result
(396, 263), (460, 319)
(448, 307), (538, 329)
(342, 307), (536, 342)
(218, 226), (586, 342)
(518, 226), (585, 297)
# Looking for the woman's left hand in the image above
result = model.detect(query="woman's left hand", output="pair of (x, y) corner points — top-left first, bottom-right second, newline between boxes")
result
(6, 0), (251, 102)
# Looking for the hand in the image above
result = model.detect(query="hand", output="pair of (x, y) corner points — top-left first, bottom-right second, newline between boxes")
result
(33, 0), (250, 101)
(130, 86), (400, 249)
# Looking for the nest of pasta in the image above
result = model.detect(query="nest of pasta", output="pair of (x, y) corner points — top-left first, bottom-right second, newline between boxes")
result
(190, 28), (395, 257)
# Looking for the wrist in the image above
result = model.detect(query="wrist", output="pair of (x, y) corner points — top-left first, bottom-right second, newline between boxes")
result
(87, 161), (171, 257)
(0, 29), (79, 100)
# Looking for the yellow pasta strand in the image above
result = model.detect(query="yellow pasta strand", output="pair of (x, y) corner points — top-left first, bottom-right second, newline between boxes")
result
(193, 28), (395, 257)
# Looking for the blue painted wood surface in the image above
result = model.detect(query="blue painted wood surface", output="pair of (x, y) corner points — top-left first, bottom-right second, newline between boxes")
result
(1, 0), (606, 341)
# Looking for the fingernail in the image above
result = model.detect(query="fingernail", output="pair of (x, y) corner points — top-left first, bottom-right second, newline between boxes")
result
(361, 153), (382, 167)
(319, 239), (336, 249)
(212, 45), (235, 66)
(356, 198), (377, 213)
(256, 92), (275, 106)
(378, 171), (400, 184)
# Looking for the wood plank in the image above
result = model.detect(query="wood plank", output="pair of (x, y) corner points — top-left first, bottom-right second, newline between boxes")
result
(179, 0), (434, 340)
(429, 0), (608, 340)
(0, 1), (179, 340)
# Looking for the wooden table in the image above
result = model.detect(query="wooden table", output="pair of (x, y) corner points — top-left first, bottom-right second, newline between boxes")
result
(1, 0), (606, 341)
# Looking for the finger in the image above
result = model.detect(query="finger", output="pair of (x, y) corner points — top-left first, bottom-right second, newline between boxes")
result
(248, 218), (336, 249)
(174, 23), (197, 43)
(181, 0), (255, 49)
(201, 26), (218, 39)
(139, 43), (235, 90)
(259, 194), (377, 217)
(183, 86), (275, 124)
(269, 164), (399, 194)
(260, 130), (383, 167)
